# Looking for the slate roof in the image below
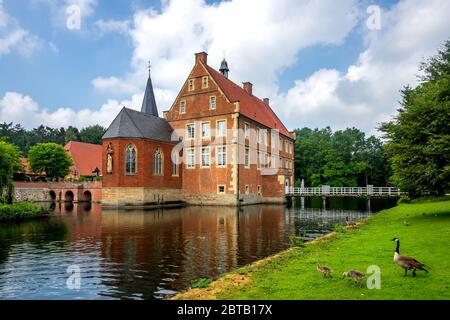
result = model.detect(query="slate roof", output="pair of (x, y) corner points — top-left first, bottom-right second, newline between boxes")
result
(102, 107), (177, 143)
(206, 65), (292, 138)
(141, 73), (159, 116)
(64, 141), (102, 176)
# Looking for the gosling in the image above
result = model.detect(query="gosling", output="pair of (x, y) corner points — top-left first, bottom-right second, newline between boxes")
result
(316, 263), (333, 278)
(391, 238), (428, 277)
(342, 270), (365, 287)
(345, 216), (357, 227)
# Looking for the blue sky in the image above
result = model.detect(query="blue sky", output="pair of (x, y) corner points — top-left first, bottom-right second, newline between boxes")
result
(0, 0), (448, 133)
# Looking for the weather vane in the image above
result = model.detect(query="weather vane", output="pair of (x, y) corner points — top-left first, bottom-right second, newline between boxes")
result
(148, 60), (151, 74)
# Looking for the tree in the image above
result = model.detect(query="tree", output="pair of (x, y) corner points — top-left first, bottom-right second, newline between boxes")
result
(28, 143), (74, 179)
(0, 141), (23, 203)
(64, 126), (80, 144)
(294, 127), (388, 187)
(80, 125), (106, 145)
(380, 41), (450, 197)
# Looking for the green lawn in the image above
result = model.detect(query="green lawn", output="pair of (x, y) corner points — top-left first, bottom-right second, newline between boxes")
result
(175, 200), (450, 300)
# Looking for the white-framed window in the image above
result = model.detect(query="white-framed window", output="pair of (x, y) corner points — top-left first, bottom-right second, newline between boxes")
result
(180, 100), (186, 114)
(125, 144), (137, 175)
(201, 122), (210, 138)
(244, 147), (250, 168)
(271, 154), (276, 169)
(263, 129), (268, 146)
(245, 185), (250, 195)
(217, 145), (226, 166)
(187, 148), (195, 168)
(188, 79), (195, 91)
(201, 147), (210, 167)
(202, 76), (209, 89)
(217, 185), (225, 194)
(209, 96), (216, 109)
(264, 153), (269, 168)
(153, 148), (163, 175)
(172, 154), (179, 176)
(217, 120), (226, 137)
(244, 123), (250, 139)
(257, 128), (261, 143)
(187, 123), (195, 139)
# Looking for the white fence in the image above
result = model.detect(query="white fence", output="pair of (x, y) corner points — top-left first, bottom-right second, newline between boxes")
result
(286, 186), (402, 197)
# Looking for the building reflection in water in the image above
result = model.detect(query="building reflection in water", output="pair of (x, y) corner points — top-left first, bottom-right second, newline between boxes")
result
(0, 202), (380, 300)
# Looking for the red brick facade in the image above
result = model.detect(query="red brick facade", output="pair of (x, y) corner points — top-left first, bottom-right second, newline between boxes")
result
(102, 52), (295, 206)
(102, 138), (181, 189)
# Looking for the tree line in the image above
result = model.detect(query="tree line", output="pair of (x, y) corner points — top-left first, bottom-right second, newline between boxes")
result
(293, 127), (391, 188)
(0, 123), (106, 155)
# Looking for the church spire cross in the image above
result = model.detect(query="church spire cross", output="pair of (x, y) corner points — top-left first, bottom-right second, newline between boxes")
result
(141, 60), (159, 116)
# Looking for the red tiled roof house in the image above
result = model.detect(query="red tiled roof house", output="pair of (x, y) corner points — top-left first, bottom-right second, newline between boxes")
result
(102, 52), (295, 207)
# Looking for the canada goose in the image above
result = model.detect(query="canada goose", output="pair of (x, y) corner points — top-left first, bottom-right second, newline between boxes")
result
(342, 269), (365, 286)
(316, 263), (332, 278)
(391, 238), (428, 277)
(345, 216), (357, 227)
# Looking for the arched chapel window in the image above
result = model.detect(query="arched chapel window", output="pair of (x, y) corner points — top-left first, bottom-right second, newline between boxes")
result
(153, 148), (163, 175)
(125, 144), (137, 175)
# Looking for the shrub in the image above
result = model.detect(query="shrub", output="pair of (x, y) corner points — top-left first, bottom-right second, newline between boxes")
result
(191, 278), (212, 289)
(0, 202), (47, 221)
(397, 196), (411, 204)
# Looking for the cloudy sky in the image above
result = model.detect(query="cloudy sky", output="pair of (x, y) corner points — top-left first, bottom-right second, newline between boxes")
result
(0, 0), (449, 135)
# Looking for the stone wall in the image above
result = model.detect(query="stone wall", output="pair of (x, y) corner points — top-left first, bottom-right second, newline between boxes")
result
(13, 181), (102, 203)
(102, 187), (182, 207)
(14, 187), (51, 202)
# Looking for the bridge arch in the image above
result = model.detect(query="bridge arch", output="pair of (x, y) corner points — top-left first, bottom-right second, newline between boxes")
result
(49, 190), (57, 202)
(82, 190), (92, 202)
(64, 191), (74, 202)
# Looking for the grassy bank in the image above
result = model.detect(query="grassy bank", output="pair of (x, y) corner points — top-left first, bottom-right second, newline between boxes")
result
(0, 202), (48, 222)
(174, 200), (450, 300)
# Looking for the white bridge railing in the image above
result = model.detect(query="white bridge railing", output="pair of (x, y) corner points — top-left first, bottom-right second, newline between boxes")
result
(286, 186), (402, 197)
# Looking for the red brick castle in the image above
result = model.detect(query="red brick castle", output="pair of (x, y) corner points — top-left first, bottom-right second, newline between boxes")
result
(102, 52), (295, 206)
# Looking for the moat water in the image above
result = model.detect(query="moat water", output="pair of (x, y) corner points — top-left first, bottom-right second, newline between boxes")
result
(0, 197), (397, 300)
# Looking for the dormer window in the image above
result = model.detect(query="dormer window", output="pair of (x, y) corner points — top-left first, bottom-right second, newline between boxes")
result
(202, 76), (209, 89)
(188, 79), (195, 91)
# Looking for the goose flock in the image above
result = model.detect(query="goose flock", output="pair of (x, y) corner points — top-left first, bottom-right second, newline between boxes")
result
(316, 237), (429, 287)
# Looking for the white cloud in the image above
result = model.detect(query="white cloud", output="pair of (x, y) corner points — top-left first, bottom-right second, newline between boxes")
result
(93, 0), (358, 107)
(275, 0), (450, 134)
(91, 76), (139, 95)
(0, 1), (41, 57)
(0, 91), (141, 129)
(3, 0), (449, 136)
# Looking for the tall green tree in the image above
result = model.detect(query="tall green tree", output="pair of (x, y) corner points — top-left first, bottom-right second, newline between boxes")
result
(0, 141), (23, 203)
(80, 125), (106, 144)
(28, 143), (74, 179)
(64, 126), (80, 144)
(380, 41), (450, 197)
(294, 127), (388, 187)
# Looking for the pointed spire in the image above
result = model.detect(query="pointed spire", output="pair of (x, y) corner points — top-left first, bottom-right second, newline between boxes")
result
(141, 61), (159, 116)
(219, 52), (229, 79)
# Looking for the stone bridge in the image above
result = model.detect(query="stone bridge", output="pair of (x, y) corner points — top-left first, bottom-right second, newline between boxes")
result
(13, 181), (102, 203)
